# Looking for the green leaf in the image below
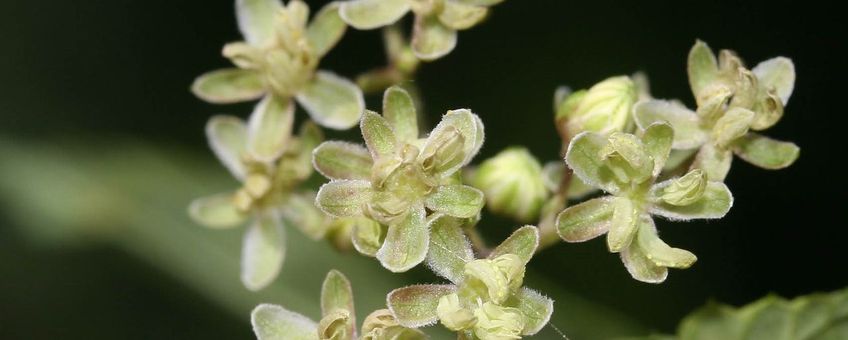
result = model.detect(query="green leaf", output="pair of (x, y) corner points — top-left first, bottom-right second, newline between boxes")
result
(687, 40), (719, 105)
(690, 143), (733, 181)
(306, 2), (347, 58)
(206, 115), (248, 179)
(279, 192), (328, 240)
(635, 218), (696, 269)
(439, 1), (488, 30)
(411, 15), (458, 61)
(316, 180), (372, 217)
(236, 0), (283, 45)
(752, 57), (795, 105)
(296, 71), (364, 130)
(376, 204), (429, 272)
(251, 303), (318, 340)
(489, 225), (539, 264)
(360, 110), (398, 160)
(513, 288), (554, 336)
(565, 132), (619, 193)
(674, 289), (848, 340)
(383, 86), (419, 143)
(247, 95), (295, 162)
(339, 0), (410, 29)
(241, 213), (286, 291)
(188, 193), (247, 229)
(607, 197), (638, 253)
(387, 284), (457, 328)
(425, 184), (484, 218)
(427, 215), (473, 283)
(732, 133), (799, 170)
(321, 270), (356, 337)
(312, 141), (374, 180)
(191, 68), (265, 104)
(650, 181), (732, 220)
(556, 196), (614, 242)
(640, 122), (674, 177)
(633, 100), (707, 150)
(711, 107), (754, 149)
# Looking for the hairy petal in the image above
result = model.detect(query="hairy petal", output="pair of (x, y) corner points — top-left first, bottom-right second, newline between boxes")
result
(247, 95), (295, 162)
(427, 215), (474, 283)
(387, 284), (457, 328)
(425, 184), (485, 218)
(489, 225), (539, 264)
(251, 304), (318, 340)
(192, 68), (265, 104)
(651, 181), (733, 220)
(307, 2), (347, 58)
(556, 196), (614, 242)
(732, 133), (800, 170)
(312, 141), (374, 180)
(412, 15), (457, 61)
(339, 0), (410, 29)
(376, 204), (429, 272)
(241, 212), (286, 291)
(634, 100), (707, 150)
(206, 115), (248, 179)
(316, 180), (372, 217)
(296, 71), (365, 130)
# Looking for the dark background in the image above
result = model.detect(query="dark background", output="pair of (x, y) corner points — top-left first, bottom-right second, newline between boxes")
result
(1, 0), (844, 338)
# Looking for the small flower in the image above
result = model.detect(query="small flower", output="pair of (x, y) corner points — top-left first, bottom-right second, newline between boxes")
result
(468, 147), (548, 222)
(188, 100), (328, 290)
(192, 0), (364, 130)
(555, 76), (637, 141)
(251, 270), (427, 340)
(387, 223), (554, 339)
(556, 123), (734, 283)
(339, 0), (504, 60)
(314, 86), (485, 272)
(634, 40), (799, 181)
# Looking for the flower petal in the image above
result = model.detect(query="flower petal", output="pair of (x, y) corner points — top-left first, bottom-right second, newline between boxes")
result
(236, 0), (283, 45)
(640, 122), (674, 176)
(188, 193), (247, 229)
(206, 115), (248, 179)
(241, 213), (286, 291)
(439, 1), (488, 30)
(752, 57), (795, 105)
(690, 143), (733, 181)
(296, 71), (364, 130)
(635, 219), (697, 269)
(606, 197), (638, 253)
(387, 284), (457, 328)
(412, 15), (457, 61)
(425, 184), (485, 218)
(376, 204), (429, 272)
(306, 2), (347, 58)
(427, 215), (474, 283)
(321, 270), (356, 335)
(339, 0), (410, 30)
(312, 141), (374, 180)
(633, 100), (707, 150)
(556, 196), (614, 242)
(489, 225), (539, 264)
(279, 191), (328, 240)
(513, 288), (554, 336)
(360, 110), (397, 161)
(383, 86), (419, 143)
(247, 95), (295, 162)
(251, 303), (318, 340)
(650, 181), (733, 220)
(191, 68), (265, 104)
(316, 180), (372, 217)
(565, 132), (619, 194)
(687, 40), (719, 105)
(732, 133), (799, 170)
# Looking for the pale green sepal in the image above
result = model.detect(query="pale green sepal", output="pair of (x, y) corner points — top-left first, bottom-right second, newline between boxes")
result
(752, 57), (795, 105)
(687, 40), (719, 105)
(690, 143), (733, 181)
(387, 284), (457, 328)
(361, 309), (428, 340)
(247, 95), (295, 162)
(732, 133), (799, 170)
(427, 215), (474, 283)
(318, 309), (353, 340)
(360, 110), (398, 160)
(636, 220), (697, 269)
(189, 193), (248, 229)
(349, 217), (384, 257)
(556, 196), (614, 242)
(437, 293), (477, 331)
(339, 0), (410, 29)
(640, 122), (674, 176)
(473, 302), (525, 340)
(620, 222), (668, 284)
(296, 71), (365, 130)
(206, 115), (248, 179)
(251, 303), (319, 340)
(514, 288), (554, 336)
(488, 225), (539, 265)
(607, 197), (637, 253)
(316, 180), (372, 217)
(633, 100), (707, 150)
(191, 68), (265, 104)
(280, 192), (327, 240)
(321, 270), (356, 337)
(654, 169), (707, 206)
(565, 132), (620, 194)
(312, 141), (374, 180)
(439, 1), (488, 30)
(712, 107), (755, 148)
(376, 204), (429, 272)
(383, 86), (419, 143)
(411, 15), (457, 61)
(425, 184), (484, 218)
(236, 0), (283, 45)
(241, 212), (286, 291)
(307, 2), (347, 58)
(650, 181), (733, 220)
(419, 109), (481, 177)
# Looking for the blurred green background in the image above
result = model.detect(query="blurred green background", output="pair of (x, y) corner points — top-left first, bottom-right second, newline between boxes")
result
(1, 0), (844, 339)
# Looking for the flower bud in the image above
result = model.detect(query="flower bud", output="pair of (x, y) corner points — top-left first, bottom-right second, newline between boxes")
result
(463, 254), (525, 304)
(437, 293), (477, 331)
(471, 147), (547, 222)
(557, 76), (636, 140)
(472, 302), (525, 340)
(318, 309), (353, 340)
(660, 169), (707, 206)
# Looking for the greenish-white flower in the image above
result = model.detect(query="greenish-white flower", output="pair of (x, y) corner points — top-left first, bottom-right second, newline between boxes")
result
(555, 76), (637, 141)
(251, 270), (427, 340)
(634, 40), (799, 181)
(314, 86), (485, 272)
(556, 123), (733, 283)
(469, 147), (547, 222)
(339, 0), (504, 60)
(188, 100), (328, 290)
(192, 0), (364, 130)
(388, 223), (553, 339)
